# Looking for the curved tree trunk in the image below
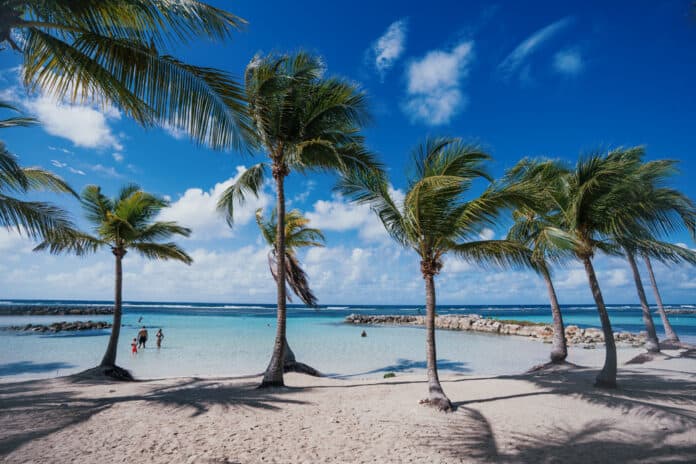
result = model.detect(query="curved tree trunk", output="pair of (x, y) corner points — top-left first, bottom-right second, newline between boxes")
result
(423, 272), (452, 411)
(625, 249), (660, 352)
(582, 256), (617, 388)
(643, 254), (679, 342)
(283, 337), (322, 376)
(261, 165), (287, 387)
(540, 263), (567, 363)
(101, 248), (124, 367)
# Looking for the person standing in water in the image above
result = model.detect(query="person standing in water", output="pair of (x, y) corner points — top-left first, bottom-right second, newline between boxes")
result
(131, 338), (138, 355)
(156, 329), (164, 349)
(137, 326), (148, 349)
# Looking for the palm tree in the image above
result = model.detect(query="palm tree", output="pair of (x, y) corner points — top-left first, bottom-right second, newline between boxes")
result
(217, 52), (380, 388)
(35, 184), (192, 379)
(338, 137), (534, 411)
(1, 101), (77, 240)
(547, 149), (649, 388)
(506, 160), (577, 364)
(1, 1), (249, 149)
(256, 207), (325, 375)
(610, 154), (696, 350)
(643, 254), (679, 342)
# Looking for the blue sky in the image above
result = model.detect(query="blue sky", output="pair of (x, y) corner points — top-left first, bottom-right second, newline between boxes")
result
(0, 0), (695, 304)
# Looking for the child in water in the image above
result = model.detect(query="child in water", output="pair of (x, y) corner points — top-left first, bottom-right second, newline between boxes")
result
(131, 338), (138, 355)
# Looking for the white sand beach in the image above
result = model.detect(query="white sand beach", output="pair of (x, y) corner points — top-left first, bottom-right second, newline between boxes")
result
(1, 349), (695, 463)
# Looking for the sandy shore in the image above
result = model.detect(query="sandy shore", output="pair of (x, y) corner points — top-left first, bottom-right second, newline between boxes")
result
(1, 351), (695, 463)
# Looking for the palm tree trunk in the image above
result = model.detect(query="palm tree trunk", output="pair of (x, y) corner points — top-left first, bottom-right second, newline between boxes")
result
(423, 271), (452, 411)
(581, 256), (617, 388)
(540, 263), (567, 363)
(101, 248), (124, 367)
(643, 254), (679, 342)
(625, 249), (660, 352)
(261, 164), (287, 387)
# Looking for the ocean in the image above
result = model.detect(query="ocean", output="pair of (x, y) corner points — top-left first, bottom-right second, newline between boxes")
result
(1, 299), (695, 382)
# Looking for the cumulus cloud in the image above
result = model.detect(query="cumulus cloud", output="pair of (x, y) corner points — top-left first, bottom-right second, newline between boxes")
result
(158, 166), (272, 240)
(553, 49), (583, 75)
(403, 41), (474, 125)
(112, 152), (124, 162)
(24, 95), (123, 150)
(305, 186), (404, 243)
(498, 17), (573, 80)
(90, 163), (122, 178)
(371, 19), (408, 80)
(478, 228), (495, 241)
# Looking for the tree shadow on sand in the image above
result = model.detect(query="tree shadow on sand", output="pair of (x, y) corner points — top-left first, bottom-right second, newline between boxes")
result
(423, 367), (696, 463)
(331, 358), (470, 379)
(0, 361), (76, 376)
(0, 377), (308, 457)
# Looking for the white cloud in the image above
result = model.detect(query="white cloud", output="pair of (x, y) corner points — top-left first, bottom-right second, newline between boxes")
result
(69, 167), (86, 176)
(50, 159), (86, 176)
(305, 186), (404, 243)
(158, 166), (272, 240)
(498, 17), (573, 80)
(112, 152), (124, 162)
(25, 95), (123, 150)
(403, 41), (474, 125)
(90, 164), (122, 178)
(478, 228), (495, 240)
(553, 49), (583, 75)
(48, 146), (73, 154)
(50, 160), (67, 168)
(0, 227), (33, 253)
(372, 19), (408, 80)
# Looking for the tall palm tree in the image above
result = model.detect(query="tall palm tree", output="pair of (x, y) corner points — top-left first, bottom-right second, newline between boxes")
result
(1, 1), (249, 149)
(338, 137), (533, 411)
(35, 184), (192, 379)
(217, 52), (380, 388)
(610, 155), (696, 350)
(256, 207), (325, 375)
(1, 101), (76, 240)
(506, 160), (577, 364)
(548, 149), (648, 388)
(643, 254), (679, 342)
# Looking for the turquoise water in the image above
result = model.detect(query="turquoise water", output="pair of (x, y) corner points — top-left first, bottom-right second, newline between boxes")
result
(1, 300), (694, 381)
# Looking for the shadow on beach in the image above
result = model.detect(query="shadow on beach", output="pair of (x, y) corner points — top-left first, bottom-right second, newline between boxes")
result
(0, 376), (308, 457)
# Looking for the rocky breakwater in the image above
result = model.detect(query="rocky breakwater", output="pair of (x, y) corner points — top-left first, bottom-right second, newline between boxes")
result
(8, 321), (112, 333)
(344, 314), (646, 347)
(0, 305), (113, 316)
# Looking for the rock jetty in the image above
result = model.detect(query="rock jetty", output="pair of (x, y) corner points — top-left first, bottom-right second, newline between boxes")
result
(0, 305), (113, 316)
(344, 314), (646, 347)
(8, 321), (112, 333)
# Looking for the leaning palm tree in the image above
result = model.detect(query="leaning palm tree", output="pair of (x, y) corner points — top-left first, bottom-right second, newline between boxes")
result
(505, 159), (576, 364)
(35, 184), (192, 379)
(338, 137), (533, 411)
(606, 153), (696, 353)
(623, 156), (695, 345)
(1, 101), (77, 241)
(549, 149), (651, 388)
(1, 1), (249, 149)
(256, 207), (325, 375)
(217, 52), (380, 388)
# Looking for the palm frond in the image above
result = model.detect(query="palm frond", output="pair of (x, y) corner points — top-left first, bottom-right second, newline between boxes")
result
(130, 241), (193, 264)
(217, 163), (267, 226)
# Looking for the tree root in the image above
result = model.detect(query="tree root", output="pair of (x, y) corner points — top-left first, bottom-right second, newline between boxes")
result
(72, 365), (135, 382)
(284, 361), (322, 377)
(419, 396), (453, 412)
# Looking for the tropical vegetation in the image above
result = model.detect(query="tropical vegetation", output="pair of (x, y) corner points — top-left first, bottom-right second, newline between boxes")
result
(337, 137), (536, 410)
(0, 0), (249, 149)
(35, 184), (193, 379)
(216, 51), (381, 388)
(255, 207), (325, 375)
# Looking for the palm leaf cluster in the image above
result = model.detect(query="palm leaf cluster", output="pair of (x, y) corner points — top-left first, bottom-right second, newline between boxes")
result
(0, 101), (76, 240)
(256, 207), (325, 307)
(2, 0), (249, 149)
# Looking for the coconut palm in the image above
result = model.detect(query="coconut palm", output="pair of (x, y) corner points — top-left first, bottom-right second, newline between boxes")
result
(338, 137), (534, 411)
(644, 254), (679, 342)
(1, 101), (76, 240)
(609, 154), (696, 350)
(547, 149), (651, 388)
(216, 52), (380, 388)
(1, 1), (248, 149)
(35, 184), (192, 379)
(256, 207), (325, 375)
(505, 159), (577, 364)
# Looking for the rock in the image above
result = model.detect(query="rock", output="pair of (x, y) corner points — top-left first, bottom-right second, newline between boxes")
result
(8, 320), (112, 333)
